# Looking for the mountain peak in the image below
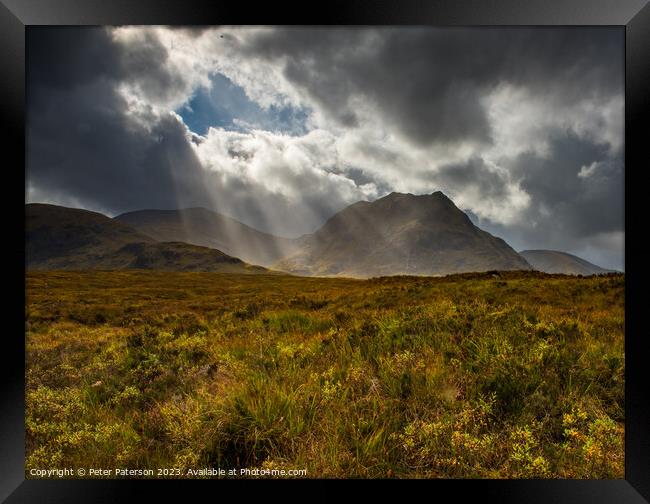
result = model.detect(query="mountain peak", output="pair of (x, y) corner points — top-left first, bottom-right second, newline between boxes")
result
(431, 190), (450, 199)
(382, 191), (414, 200)
(380, 190), (452, 201)
(276, 191), (531, 277)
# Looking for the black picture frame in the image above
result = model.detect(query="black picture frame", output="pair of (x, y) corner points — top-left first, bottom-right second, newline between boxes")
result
(2, 0), (649, 501)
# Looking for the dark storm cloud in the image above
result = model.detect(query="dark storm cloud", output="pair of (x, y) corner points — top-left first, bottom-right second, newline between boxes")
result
(470, 131), (624, 269)
(434, 157), (511, 201)
(240, 27), (623, 148)
(27, 28), (121, 89)
(28, 27), (187, 103)
(509, 132), (623, 240)
(27, 27), (213, 213)
(118, 31), (190, 105)
(516, 134), (622, 236)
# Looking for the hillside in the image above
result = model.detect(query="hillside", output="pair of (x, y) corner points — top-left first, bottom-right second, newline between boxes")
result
(26, 270), (624, 478)
(26, 204), (274, 274)
(519, 249), (614, 276)
(114, 207), (299, 267)
(275, 192), (532, 277)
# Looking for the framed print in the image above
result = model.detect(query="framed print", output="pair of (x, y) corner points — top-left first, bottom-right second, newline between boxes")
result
(1, 0), (649, 501)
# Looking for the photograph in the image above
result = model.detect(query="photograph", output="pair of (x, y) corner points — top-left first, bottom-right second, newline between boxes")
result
(24, 25), (625, 480)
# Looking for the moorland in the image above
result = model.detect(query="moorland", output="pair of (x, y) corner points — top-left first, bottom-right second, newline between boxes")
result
(26, 269), (624, 478)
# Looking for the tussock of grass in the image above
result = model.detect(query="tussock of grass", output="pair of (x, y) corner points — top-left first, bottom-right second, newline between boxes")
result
(26, 270), (624, 478)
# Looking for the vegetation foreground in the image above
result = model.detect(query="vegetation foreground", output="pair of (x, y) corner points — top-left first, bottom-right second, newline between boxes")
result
(26, 270), (624, 478)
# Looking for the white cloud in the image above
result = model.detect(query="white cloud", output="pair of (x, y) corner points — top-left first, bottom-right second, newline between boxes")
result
(483, 83), (624, 162)
(578, 161), (599, 179)
(193, 126), (379, 205)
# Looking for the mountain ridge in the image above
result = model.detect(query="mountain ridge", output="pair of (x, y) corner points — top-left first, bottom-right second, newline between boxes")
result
(26, 203), (277, 274)
(519, 249), (614, 276)
(275, 191), (532, 277)
(28, 196), (614, 278)
(115, 207), (299, 267)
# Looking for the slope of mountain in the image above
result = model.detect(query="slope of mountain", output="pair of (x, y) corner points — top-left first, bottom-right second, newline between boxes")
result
(26, 204), (274, 273)
(114, 207), (299, 267)
(519, 249), (614, 276)
(275, 192), (532, 278)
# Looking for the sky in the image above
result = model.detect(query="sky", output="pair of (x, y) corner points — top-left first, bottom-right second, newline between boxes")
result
(26, 26), (624, 270)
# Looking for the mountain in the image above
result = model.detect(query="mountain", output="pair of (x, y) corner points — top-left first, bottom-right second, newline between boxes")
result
(35, 198), (614, 279)
(274, 191), (532, 278)
(26, 204), (274, 274)
(114, 207), (298, 267)
(519, 249), (614, 276)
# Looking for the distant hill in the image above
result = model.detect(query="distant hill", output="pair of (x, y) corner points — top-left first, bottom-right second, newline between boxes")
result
(32, 200), (616, 279)
(519, 249), (615, 276)
(275, 192), (532, 278)
(114, 207), (298, 267)
(26, 204), (275, 274)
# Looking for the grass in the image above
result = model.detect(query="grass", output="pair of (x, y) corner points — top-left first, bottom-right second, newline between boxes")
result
(25, 270), (624, 478)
